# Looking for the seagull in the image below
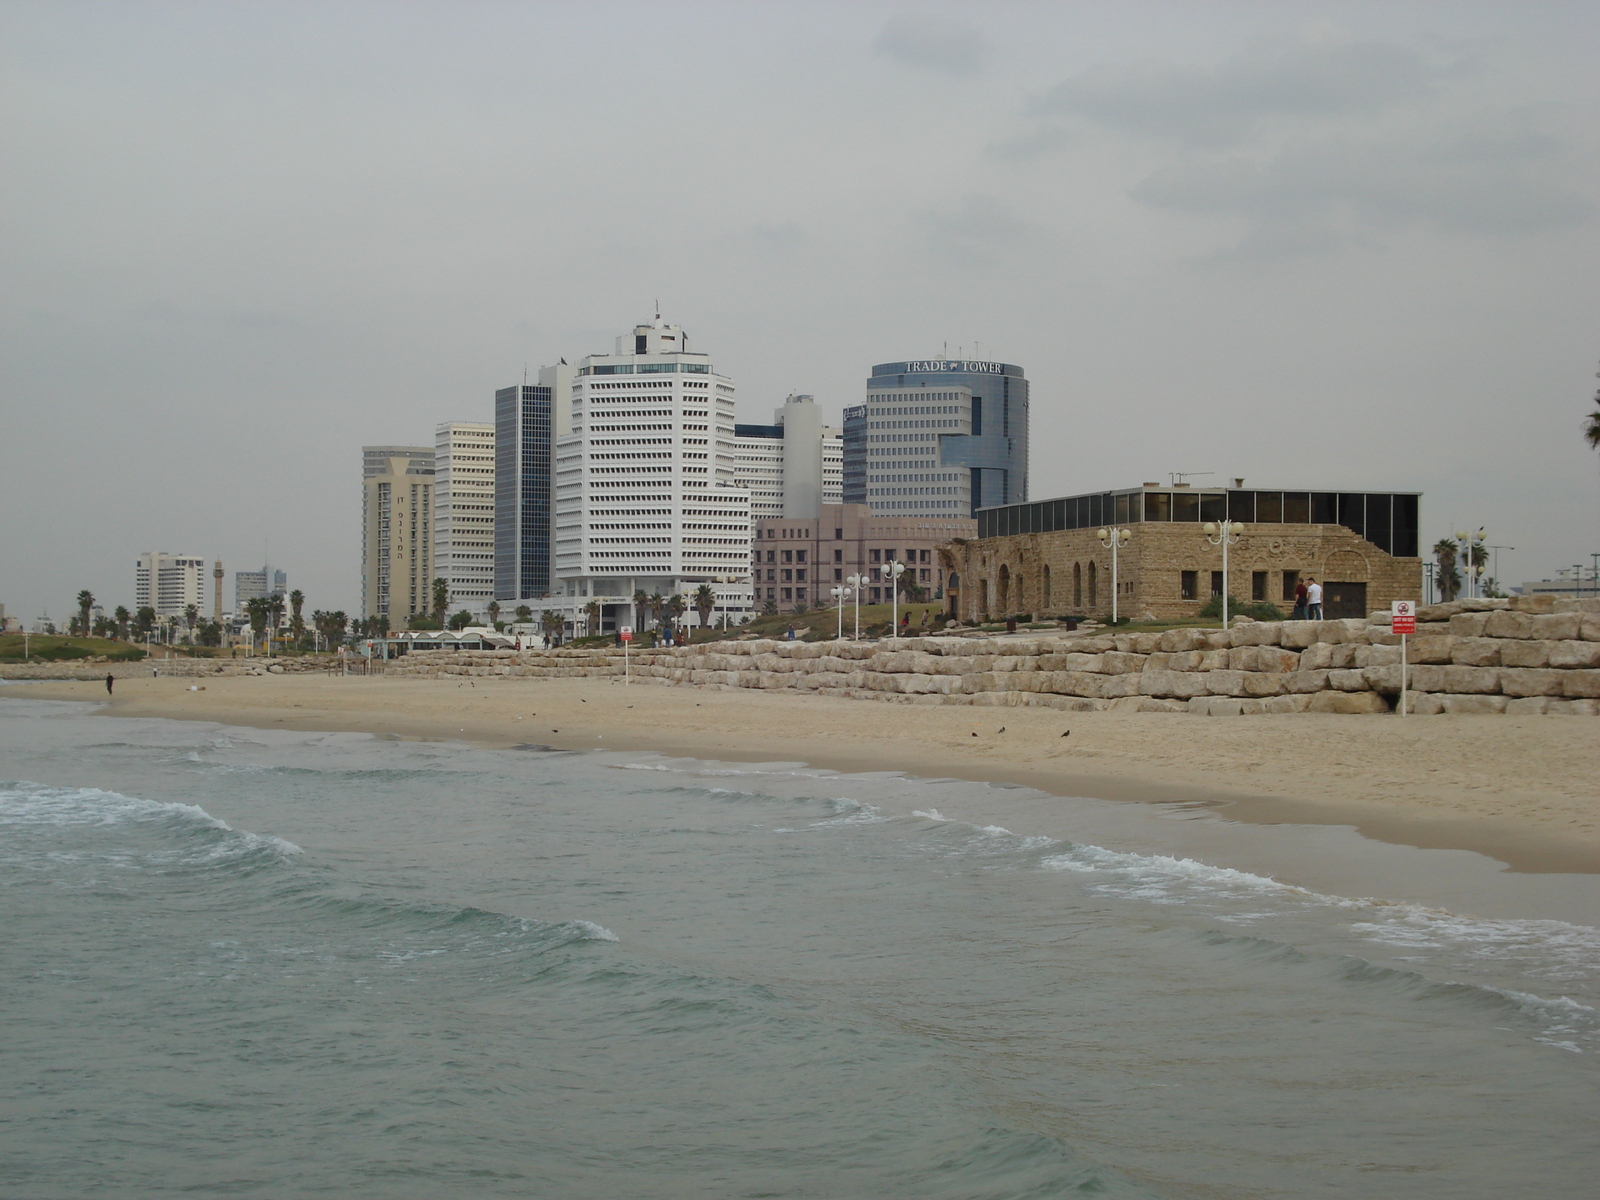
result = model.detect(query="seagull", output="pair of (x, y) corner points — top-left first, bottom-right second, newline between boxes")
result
(1061, 731), (1071, 738)
(998, 726), (1005, 733)
(971, 731), (978, 737)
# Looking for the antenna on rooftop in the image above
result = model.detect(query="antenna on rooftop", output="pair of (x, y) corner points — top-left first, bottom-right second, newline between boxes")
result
(1169, 471), (1213, 486)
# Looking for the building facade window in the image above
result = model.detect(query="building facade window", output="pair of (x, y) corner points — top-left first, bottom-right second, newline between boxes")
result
(1181, 570), (1198, 600)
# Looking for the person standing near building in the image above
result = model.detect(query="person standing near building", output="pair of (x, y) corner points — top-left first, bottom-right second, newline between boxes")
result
(1291, 576), (1309, 620)
(1306, 577), (1324, 620)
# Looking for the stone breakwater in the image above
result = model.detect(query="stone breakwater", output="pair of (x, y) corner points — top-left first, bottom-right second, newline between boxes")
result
(379, 597), (1600, 717)
(0, 657), (332, 681)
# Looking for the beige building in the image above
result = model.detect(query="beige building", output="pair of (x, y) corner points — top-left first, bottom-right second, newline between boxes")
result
(135, 551), (209, 619)
(362, 446), (434, 624)
(752, 502), (976, 611)
(434, 422), (496, 619)
(946, 483), (1423, 623)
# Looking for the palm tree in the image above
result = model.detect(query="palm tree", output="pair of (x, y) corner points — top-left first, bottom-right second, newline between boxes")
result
(693, 583), (716, 630)
(633, 588), (651, 634)
(1587, 363), (1600, 452)
(583, 599), (601, 637)
(133, 606), (156, 639)
(288, 589), (306, 644)
(114, 606), (130, 640)
(77, 590), (94, 640)
(667, 593), (687, 633)
(539, 609), (564, 646)
(515, 604), (532, 624)
(487, 600), (501, 629)
(431, 578), (450, 625)
(245, 596), (271, 638)
(1432, 539), (1461, 602)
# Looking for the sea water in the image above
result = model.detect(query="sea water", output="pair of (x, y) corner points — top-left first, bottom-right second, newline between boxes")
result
(1, 694), (1596, 1198)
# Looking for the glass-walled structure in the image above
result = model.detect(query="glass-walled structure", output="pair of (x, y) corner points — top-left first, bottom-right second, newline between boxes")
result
(977, 486), (1419, 557)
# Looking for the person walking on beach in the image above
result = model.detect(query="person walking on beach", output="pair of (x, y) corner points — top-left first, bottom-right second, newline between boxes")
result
(1306, 577), (1324, 620)
(1290, 576), (1309, 620)
(105, 672), (114, 696)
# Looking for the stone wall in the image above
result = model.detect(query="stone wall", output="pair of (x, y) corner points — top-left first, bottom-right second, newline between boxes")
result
(0, 656), (339, 681)
(380, 596), (1600, 716)
(945, 522), (1422, 624)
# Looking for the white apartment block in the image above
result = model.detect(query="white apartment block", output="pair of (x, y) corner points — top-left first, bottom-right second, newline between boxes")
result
(433, 422), (496, 618)
(545, 319), (752, 629)
(361, 447), (434, 623)
(730, 394), (843, 521)
(134, 551), (208, 619)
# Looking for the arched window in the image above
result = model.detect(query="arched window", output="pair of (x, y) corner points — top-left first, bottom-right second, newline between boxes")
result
(1088, 561), (1098, 609)
(1042, 564), (1052, 609)
(998, 564), (1011, 613)
(1073, 562), (1082, 607)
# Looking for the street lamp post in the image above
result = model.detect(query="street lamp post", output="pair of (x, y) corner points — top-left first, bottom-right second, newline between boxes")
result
(830, 586), (852, 640)
(1456, 528), (1485, 599)
(880, 560), (906, 637)
(847, 573), (867, 639)
(1202, 520), (1247, 628)
(1096, 526), (1132, 625)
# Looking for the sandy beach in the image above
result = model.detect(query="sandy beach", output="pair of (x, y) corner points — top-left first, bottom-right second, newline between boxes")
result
(14, 672), (1598, 877)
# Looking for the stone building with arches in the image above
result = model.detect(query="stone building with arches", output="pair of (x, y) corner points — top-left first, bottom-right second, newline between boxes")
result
(943, 483), (1422, 624)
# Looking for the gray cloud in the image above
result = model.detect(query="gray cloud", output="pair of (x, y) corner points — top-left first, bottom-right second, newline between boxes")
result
(1133, 107), (1592, 254)
(872, 13), (990, 76)
(1034, 36), (1438, 145)
(749, 219), (807, 248)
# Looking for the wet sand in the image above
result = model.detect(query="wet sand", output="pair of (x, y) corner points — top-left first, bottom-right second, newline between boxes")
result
(15, 673), (1598, 880)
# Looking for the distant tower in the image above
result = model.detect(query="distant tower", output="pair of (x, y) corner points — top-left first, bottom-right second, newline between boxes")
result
(213, 561), (224, 624)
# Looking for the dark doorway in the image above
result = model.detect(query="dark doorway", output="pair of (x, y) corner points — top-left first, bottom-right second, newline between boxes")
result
(1324, 581), (1367, 620)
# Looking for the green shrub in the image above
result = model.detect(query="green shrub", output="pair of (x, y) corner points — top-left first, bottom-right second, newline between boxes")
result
(1198, 595), (1284, 621)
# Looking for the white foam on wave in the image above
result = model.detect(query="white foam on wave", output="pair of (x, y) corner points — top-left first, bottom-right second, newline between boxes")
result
(913, 808), (947, 822)
(0, 781), (302, 857)
(566, 919), (619, 942)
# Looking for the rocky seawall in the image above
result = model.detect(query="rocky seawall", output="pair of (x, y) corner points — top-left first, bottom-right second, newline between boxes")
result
(377, 596), (1600, 717)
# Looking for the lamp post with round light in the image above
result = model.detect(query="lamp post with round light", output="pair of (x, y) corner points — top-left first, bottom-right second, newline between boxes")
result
(1203, 520), (1246, 628)
(1456, 527), (1486, 599)
(830, 585), (853, 640)
(846, 573), (867, 639)
(1095, 526), (1132, 625)
(880, 560), (906, 637)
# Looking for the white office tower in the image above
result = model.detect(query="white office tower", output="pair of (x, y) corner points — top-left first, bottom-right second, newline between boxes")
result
(731, 394), (844, 520)
(550, 318), (752, 630)
(434, 422), (496, 619)
(135, 552), (209, 618)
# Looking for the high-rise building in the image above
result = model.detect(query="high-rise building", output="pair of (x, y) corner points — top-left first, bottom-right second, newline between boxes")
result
(731, 394), (844, 521)
(543, 318), (752, 630)
(235, 565), (287, 612)
(361, 446), (434, 623)
(434, 422), (496, 617)
(135, 552), (209, 619)
(845, 358), (1029, 517)
(494, 364), (574, 603)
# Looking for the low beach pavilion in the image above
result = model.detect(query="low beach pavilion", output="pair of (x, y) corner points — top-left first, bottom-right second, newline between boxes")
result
(945, 482), (1423, 623)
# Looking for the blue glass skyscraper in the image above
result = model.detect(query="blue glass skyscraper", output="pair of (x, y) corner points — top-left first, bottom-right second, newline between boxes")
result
(844, 359), (1029, 517)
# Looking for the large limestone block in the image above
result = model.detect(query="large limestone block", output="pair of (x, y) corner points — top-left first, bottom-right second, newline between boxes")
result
(1161, 650), (1207, 672)
(1505, 696), (1553, 715)
(1231, 645), (1301, 673)
(1241, 673), (1289, 698)
(1450, 638), (1501, 667)
(1550, 640), (1600, 669)
(1316, 619), (1370, 645)
(1498, 641), (1554, 668)
(1196, 649), (1230, 671)
(1329, 644), (1361, 669)
(1561, 670), (1600, 699)
(1363, 665), (1403, 695)
(1366, 629), (1403, 647)
(1229, 622), (1283, 647)
(1073, 636), (1118, 653)
(1447, 612), (1492, 637)
(1440, 694), (1509, 714)
(1417, 602), (1463, 621)
(1126, 633), (1163, 654)
(1353, 643), (1401, 668)
(1584, 615), (1600, 642)
(1483, 611), (1534, 639)
(1189, 696), (1267, 716)
(1568, 699), (1600, 714)
(1528, 613), (1582, 641)
(1298, 644), (1335, 671)
(1510, 595), (1557, 614)
(1098, 674), (1144, 698)
(1408, 692), (1446, 715)
(1287, 670), (1331, 693)
(1279, 621), (1322, 649)
(1263, 694), (1314, 714)
(1139, 670), (1209, 699)
(1100, 651), (1147, 675)
(1059, 652), (1106, 673)
(1157, 629), (1207, 653)
(1205, 670), (1247, 696)
(1406, 636), (1456, 665)
(1203, 631), (1235, 650)
(1307, 691), (1389, 714)
(1408, 665), (1500, 694)
(1328, 669), (1370, 692)
(1499, 669), (1566, 697)
(962, 672), (1006, 693)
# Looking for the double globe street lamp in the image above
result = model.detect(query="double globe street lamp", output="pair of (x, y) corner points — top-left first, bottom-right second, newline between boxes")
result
(880, 560), (907, 637)
(1203, 519), (1247, 628)
(830, 585), (853, 640)
(1096, 526), (1132, 625)
(846, 573), (868, 639)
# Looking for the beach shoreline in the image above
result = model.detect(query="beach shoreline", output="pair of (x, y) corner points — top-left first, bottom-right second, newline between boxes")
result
(11, 673), (1598, 883)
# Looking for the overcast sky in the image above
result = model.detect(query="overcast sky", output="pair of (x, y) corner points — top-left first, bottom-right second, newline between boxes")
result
(3, 0), (1597, 620)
